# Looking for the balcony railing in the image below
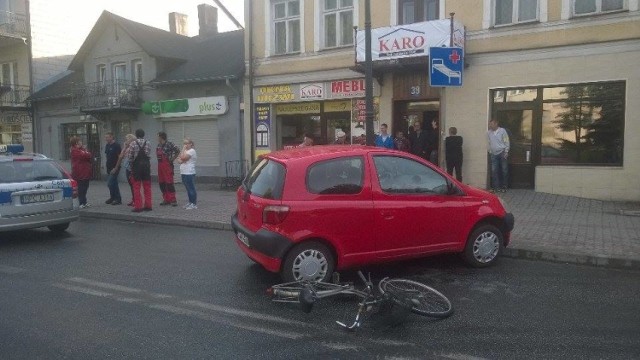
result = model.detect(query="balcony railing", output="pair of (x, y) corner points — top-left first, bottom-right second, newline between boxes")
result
(72, 80), (143, 112)
(0, 11), (28, 39)
(0, 84), (30, 108)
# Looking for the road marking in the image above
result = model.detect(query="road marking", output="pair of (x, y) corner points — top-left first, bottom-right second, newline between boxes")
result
(52, 283), (143, 303)
(147, 304), (306, 340)
(182, 300), (311, 327)
(320, 342), (359, 351)
(0, 265), (26, 274)
(67, 277), (173, 299)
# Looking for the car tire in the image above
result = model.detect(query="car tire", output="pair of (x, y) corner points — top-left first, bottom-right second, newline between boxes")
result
(48, 223), (70, 233)
(463, 224), (503, 267)
(281, 241), (335, 283)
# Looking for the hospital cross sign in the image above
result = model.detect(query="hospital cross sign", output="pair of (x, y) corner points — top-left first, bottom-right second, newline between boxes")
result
(429, 47), (464, 87)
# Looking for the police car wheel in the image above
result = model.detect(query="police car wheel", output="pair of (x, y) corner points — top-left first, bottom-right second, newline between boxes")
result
(48, 223), (70, 233)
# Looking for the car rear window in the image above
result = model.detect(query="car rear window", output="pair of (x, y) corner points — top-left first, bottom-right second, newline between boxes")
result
(0, 160), (67, 184)
(244, 158), (286, 200)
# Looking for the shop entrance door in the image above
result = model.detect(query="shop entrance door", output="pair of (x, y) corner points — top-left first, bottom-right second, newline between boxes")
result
(493, 103), (536, 189)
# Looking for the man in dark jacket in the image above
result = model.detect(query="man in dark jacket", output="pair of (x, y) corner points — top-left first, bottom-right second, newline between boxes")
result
(409, 120), (428, 159)
(104, 132), (122, 205)
(445, 127), (463, 181)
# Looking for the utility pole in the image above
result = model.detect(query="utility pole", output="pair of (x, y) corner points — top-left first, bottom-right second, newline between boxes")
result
(364, 0), (374, 146)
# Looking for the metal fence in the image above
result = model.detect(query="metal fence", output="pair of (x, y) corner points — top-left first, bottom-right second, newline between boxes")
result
(0, 11), (28, 38)
(0, 84), (30, 107)
(72, 80), (142, 110)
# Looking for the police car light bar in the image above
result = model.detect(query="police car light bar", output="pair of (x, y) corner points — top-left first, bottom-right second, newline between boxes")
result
(0, 144), (25, 154)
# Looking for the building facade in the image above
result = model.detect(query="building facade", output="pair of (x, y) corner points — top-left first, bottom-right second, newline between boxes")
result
(244, 0), (640, 201)
(0, 0), (32, 152)
(31, 5), (245, 183)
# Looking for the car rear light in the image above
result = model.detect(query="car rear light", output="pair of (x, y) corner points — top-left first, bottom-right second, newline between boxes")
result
(263, 205), (290, 225)
(70, 179), (78, 199)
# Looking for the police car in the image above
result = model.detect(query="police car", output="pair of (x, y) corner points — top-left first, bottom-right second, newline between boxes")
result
(0, 144), (79, 233)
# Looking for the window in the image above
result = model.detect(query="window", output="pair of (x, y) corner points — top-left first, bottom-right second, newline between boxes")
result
(494, 0), (538, 26)
(573, 0), (625, 15)
(323, 0), (354, 48)
(398, 0), (439, 24)
(132, 60), (142, 86)
(97, 64), (106, 82)
(307, 157), (364, 195)
(373, 156), (449, 194)
(0, 62), (17, 85)
(273, 0), (301, 54)
(245, 158), (286, 200)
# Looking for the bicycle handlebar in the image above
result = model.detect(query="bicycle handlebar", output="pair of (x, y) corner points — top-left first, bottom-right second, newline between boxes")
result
(357, 271), (368, 285)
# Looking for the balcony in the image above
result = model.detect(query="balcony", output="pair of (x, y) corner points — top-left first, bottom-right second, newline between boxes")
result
(72, 80), (143, 114)
(0, 11), (28, 41)
(0, 84), (30, 109)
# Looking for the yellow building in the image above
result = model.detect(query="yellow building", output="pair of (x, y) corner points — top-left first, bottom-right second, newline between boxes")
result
(244, 0), (640, 201)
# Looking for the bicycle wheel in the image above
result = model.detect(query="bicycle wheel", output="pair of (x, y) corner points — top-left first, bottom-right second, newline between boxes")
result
(378, 278), (453, 318)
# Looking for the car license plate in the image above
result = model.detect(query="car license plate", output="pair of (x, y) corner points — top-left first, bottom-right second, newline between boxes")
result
(237, 231), (250, 247)
(21, 193), (55, 204)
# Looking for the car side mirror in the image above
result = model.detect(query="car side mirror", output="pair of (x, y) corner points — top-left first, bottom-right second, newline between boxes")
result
(447, 181), (461, 195)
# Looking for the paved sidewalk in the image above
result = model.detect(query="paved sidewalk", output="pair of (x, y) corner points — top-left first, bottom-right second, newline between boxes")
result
(81, 181), (640, 269)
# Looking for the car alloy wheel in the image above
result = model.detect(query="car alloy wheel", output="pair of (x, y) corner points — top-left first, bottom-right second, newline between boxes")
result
(282, 241), (335, 283)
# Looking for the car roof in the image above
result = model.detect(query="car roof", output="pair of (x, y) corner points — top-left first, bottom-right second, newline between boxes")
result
(264, 145), (402, 162)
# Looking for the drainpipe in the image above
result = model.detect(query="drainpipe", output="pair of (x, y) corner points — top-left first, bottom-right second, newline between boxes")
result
(247, 0), (255, 163)
(26, 0), (36, 153)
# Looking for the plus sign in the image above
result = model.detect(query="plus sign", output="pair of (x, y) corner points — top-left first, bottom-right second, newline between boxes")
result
(449, 50), (461, 64)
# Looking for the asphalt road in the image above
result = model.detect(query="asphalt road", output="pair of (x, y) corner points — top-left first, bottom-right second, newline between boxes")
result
(0, 219), (638, 360)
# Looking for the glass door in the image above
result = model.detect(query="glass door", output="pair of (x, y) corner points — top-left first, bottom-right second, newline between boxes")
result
(493, 104), (536, 188)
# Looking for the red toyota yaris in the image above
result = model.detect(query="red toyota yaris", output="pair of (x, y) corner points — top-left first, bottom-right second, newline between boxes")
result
(232, 146), (514, 282)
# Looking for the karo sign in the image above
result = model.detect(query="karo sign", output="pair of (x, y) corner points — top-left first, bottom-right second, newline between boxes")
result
(429, 47), (464, 87)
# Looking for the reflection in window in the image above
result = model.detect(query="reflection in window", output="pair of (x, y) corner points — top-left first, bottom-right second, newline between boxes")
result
(541, 82), (624, 165)
(493, 88), (537, 102)
(373, 156), (448, 194)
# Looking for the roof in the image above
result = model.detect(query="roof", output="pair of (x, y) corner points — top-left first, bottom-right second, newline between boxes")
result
(151, 30), (245, 85)
(29, 71), (84, 101)
(265, 145), (379, 161)
(68, 11), (192, 71)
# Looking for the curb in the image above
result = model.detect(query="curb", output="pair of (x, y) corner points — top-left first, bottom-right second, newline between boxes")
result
(80, 212), (639, 271)
(79, 212), (234, 231)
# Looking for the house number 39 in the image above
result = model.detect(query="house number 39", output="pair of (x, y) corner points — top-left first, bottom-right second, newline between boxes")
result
(410, 86), (421, 96)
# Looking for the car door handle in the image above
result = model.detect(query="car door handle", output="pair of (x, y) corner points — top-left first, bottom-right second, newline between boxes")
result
(380, 211), (394, 220)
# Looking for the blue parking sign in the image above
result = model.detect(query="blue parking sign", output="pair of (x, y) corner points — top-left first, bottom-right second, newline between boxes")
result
(429, 47), (464, 87)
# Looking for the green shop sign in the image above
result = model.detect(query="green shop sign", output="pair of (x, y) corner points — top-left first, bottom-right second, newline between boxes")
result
(142, 96), (228, 118)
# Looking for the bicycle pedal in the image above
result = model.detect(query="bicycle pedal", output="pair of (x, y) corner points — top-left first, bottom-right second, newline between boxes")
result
(332, 272), (341, 284)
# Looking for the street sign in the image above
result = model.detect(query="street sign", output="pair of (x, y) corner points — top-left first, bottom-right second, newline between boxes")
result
(429, 47), (464, 87)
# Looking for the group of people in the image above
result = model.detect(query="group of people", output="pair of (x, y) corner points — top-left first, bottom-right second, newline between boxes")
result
(69, 129), (199, 212)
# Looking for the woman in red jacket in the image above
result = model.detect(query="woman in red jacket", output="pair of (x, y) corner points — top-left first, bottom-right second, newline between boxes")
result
(70, 136), (93, 208)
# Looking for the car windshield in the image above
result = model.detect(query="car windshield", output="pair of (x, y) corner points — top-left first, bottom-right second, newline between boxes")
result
(244, 158), (286, 200)
(0, 160), (67, 184)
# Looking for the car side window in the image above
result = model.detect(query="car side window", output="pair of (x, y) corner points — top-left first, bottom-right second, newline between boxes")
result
(307, 157), (364, 195)
(373, 155), (448, 195)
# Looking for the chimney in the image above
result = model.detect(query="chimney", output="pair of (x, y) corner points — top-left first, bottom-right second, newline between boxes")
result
(198, 3), (218, 36)
(169, 12), (189, 36)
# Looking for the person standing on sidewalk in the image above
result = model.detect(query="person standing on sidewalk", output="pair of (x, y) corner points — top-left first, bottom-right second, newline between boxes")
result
(70, 136), (92, 209)
(112, 134), (136, 206)
(178, 138), (197, 210)
(129, 129), (152, 212)
(445, 127), (463, 182)
(156, 132), (180, 207)
(104, 132), (122, 205)
(487, 118), (510, 192)
(375, 123), (394, 149)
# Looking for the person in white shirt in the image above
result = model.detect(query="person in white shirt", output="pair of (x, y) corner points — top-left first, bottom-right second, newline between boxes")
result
(177, 138), (198, 209)
(487, 118), (510, 192)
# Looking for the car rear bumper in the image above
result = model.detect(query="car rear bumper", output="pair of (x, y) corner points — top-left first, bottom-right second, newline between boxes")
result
(231, 213), (293, 273)
(0, 209), (79, 232)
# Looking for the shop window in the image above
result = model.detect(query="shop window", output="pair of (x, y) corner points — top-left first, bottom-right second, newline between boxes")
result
(307, 157), (364, 195)
(322, 0), (354, 48)
(272, 0), (301, 55)
(398, 0), (439, 24)
(493, 0), (538, 26)
(541, 82), (624, 166)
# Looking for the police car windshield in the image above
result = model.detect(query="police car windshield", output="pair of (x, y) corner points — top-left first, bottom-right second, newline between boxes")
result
(0, 160), (67, 184)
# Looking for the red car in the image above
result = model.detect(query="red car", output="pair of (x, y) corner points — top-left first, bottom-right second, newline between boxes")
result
(232, 146), (514, 282)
